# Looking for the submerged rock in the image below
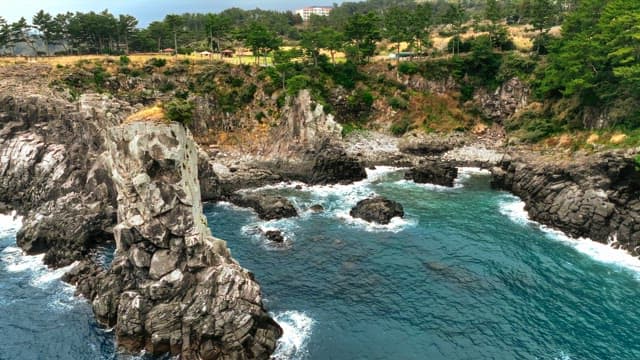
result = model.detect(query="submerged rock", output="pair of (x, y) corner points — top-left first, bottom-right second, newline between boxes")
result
(309, 204), (324, 213)
(350, 197), (404, 225)
(405, 161), (459, 187)
(230, 193), (298, 220)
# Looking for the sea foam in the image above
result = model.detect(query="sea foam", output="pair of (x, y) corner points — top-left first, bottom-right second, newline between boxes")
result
(272, 310), (314, 360)
(498, 195), (640, 279)
(0, 212), (23, 238)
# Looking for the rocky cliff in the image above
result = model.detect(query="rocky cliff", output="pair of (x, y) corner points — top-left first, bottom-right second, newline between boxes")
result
(491, 151), (640, 254)
(0, 65), (281, 359)
(0, 65), (127, 266)
(67, 122), (281, 359)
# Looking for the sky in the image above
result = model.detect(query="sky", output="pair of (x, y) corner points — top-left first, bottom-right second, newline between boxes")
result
(0, 0), (339, 27)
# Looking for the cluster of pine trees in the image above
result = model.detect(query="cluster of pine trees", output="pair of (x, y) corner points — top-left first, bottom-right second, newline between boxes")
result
(0, 0), (569, 56)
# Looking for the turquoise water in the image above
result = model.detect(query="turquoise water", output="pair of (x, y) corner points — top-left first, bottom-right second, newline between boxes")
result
(206, 168), (640, 360)
(1, 168), (640, 359)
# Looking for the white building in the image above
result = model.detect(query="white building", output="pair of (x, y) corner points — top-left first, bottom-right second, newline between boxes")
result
(295, 6), (333, 22)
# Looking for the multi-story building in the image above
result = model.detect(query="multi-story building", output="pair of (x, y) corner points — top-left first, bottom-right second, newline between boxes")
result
(295, 6), (333, 22)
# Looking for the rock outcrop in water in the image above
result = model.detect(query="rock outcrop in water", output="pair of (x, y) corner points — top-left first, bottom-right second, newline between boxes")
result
(405, 161), (459, 187)
(0, 65), (281, 359)
(229, 193), (298, 220)
(491, 151), (640, 255)
(67, 122), (282, 358)
(350, 197), (404, 225)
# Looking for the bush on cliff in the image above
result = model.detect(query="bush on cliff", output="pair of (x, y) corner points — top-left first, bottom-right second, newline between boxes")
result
(164, 99), (194, 126)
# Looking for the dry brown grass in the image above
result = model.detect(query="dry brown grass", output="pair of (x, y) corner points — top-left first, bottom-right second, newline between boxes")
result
(124, 105), (168, 124)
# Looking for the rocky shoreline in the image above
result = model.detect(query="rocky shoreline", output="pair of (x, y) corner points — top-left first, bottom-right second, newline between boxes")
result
(491, 150), (640, 255)
(1, 64), (640, 359)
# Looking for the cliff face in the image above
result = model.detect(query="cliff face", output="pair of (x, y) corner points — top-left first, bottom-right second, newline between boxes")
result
(0, 65), (128, 266)
(491, 151), (640, 254)
(71, 122), (281, 359)
(0, 65), (281, 359)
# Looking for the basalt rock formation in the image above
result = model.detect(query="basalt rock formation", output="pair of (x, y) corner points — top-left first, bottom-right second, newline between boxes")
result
(350, 197), (405, 225)
(405, 161), (459, 187)
(229, 193), (298, 220)
(491, 151), (640, 255)
(66, 122), (281, 359)
(0, 65), (281, 359)
(0, 65), (127, 266)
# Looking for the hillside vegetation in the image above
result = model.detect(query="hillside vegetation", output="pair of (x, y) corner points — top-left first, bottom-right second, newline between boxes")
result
(3, 0), (639, 149)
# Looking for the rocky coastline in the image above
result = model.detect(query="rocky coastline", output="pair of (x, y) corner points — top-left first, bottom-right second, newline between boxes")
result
(491, 150), (640, 255)
(1, 63), (640, 359)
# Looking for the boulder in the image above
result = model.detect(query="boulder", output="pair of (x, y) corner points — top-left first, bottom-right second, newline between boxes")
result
(308, 141), (367, 185)
(405, 162), (459, 187)
(229, 193), (298, 220)
(350, 197), (404, 225)
(265, 230), (285, 243)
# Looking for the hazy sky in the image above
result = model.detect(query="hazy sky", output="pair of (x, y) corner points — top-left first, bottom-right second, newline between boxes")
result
(0, 1), (339, 27)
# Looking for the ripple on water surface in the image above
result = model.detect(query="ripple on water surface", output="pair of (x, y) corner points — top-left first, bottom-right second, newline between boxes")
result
(207, 167), (640, 359)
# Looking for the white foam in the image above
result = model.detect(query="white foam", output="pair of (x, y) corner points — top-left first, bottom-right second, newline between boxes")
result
(336, 210), (416, 233)
(2, 246), (45, 273)
(32, 261), (79, 287)
(554, 351), (572, 360)
(240, 181), (308, 193)
(0, 211), (23, 238)
(499, 195), (640, 279)
(271, 311), (314, 360)
(365, 166), (405, 182)
(498, 195), (533, 225)
(394, 179), (460, 191)
(456, 167), (491, 182)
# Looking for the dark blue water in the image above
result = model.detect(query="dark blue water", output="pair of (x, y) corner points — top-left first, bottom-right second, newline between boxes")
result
(1, 168), (640, 359)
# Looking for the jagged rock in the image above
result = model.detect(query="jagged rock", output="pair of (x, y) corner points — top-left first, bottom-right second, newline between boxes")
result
(0, 69), (282, 360)
(405, 162), (459, 187)
(350, 197), (404, 225)
(229, 193), (298, 220)
(473, 77), (530, 122)
(265, 230), (285, 243)
(491, 150), (640, 255)
(308, 140), (367, 184)
(81, 121), (282, 358)
(0, 65), (125, 266)
(398, 132), (469, 156)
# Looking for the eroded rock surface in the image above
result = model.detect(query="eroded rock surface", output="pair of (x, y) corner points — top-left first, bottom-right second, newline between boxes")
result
(230, 193), (298, 220)
(0, 65), (126, 266)
(405, 162), (459, 187)
(350, 197), (404, 225)
(0, 65), (281, 359)
(491, 151), (640, 254)
(68, 122), (281, 359)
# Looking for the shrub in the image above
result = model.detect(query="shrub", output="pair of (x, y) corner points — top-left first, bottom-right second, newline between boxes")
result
(398, 62), (420, 75)
(119, 55), (131, 66)
(92, 65), (108, 89)
(148, 58), (167, 68)
(341, 122), (364, 137)
(158, 80), (176, 93)
(286, 75), (312, 96)
(390, 117), (412, 136)
(388, 96), (408, 110)
(164, 98), (194, 126)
